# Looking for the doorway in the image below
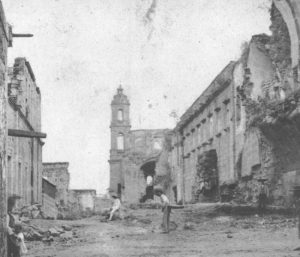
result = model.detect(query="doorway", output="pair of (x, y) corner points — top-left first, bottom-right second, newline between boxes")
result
(140, 161), (156, 202)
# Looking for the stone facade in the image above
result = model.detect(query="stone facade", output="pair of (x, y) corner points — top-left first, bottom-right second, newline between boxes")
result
(0, 1), (11, 255)
(43, 162), (70, 205)
(170, 0), (300, 207)
(171, 62), (236, 203)
(109, 87), (172, 203)
(7, 58), (44, 207)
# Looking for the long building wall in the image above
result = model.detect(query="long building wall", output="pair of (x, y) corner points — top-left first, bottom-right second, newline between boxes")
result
(172, 62), (236, 203)
(170, 0), (300, 206)
(6, 58), (44, 207)
(0, 1), (10, 254)
(7, 104), (43, 205)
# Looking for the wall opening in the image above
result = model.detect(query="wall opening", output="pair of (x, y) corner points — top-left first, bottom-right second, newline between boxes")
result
(140, 161), (156, 202)
(117, 109), (123, 121)
(193, 149), (219, 202)
(117, 133), (124, 150)
(117, 183), (121, 196)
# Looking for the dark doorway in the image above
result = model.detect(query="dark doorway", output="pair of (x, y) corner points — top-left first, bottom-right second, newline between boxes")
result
(140, 161), (156, 202)
(195, 149), (219, 202)
(117, 183), (122, 196)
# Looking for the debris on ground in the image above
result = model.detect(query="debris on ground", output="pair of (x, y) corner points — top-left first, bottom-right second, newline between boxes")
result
(21, 219), (75, 242)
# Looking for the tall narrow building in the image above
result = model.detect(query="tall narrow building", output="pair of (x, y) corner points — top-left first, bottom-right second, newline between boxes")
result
(109, 86), (131, 196)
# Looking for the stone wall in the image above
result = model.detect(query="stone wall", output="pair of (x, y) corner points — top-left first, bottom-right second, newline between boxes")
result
(0, 1), (10, 255)
(7, 103), (43, 206)
(43, 162), (70, 205)
(172, 62), (236, 203)
(233, 1), (300, 206)
(8, 58), (41, 131)
(122, 129), (171, 203)
(70, 189), (96, 211)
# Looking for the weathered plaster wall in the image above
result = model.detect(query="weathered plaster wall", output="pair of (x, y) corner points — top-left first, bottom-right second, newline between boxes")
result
(6, 58), (44, 207)
(172, 62), (236, 203)
(43, 162), (70, 205)
(69, 190), (96, 211)
(0, 1), (9, 254)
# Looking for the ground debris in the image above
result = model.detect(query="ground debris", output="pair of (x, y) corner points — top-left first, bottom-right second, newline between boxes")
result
(22, 218), (74, 242)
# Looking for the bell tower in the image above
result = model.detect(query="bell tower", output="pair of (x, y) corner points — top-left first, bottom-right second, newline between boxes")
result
(109, 86), (131, 195)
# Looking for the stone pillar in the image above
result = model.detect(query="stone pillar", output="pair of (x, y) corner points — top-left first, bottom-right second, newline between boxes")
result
(0, 2), (10, 256)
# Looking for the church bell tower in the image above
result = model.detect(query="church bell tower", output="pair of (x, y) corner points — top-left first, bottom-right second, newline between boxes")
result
(109, 86), (130, 195)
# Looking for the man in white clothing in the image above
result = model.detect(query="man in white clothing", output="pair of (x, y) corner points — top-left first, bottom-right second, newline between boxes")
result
(108, 193), (121, 221)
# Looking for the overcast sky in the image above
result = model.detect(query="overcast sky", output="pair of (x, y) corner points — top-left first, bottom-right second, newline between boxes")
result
(3, 0), (271, 194)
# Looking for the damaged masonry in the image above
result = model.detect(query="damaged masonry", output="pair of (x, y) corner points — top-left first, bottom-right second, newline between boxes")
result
(110, 0), (300, 208)
(2, 0), (300, 256)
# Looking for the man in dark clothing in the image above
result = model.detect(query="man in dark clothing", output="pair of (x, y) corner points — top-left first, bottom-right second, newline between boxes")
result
(257, 178), (269, 214)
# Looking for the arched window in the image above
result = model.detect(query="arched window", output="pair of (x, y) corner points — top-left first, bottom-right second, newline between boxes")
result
(117, 133), (124, 150)
(117, 109), (123, 121)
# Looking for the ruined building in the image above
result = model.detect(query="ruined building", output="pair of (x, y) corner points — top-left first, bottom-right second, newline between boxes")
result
(0, 2), (12, 254)
(7, 58), (46, 207)
(109, 86), (172, 203)
(170, 62), (236, 203)
(42, 162), (70, 205)
(109, 0), (300, 207)
(170, 0), (300, 206)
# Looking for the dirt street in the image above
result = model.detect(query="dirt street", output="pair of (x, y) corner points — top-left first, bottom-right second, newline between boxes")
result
(25, 204), (300, 257)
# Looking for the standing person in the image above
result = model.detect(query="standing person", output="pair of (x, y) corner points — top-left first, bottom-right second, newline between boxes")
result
(7, 195), (21, 257)
(154, 187), (170, 233)
(257, 178), (269, 214)
(108, 193), (121, 221)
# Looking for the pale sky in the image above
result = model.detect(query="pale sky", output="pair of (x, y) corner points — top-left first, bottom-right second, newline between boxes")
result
(3, 0), (271, 194)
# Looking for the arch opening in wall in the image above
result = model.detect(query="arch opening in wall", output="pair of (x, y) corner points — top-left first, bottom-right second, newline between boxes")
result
(117, 133), (124, 150)
(140, 160), (156, 202)
(117, 109), (124, 121)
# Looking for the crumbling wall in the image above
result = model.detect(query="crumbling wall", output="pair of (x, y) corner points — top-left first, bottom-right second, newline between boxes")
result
(269, 4), (292, 79)
(192, 150), (218, 203)
(121, 129), (172, 203)
(233, 1), (300, 207)
(236, 89), (300, 206)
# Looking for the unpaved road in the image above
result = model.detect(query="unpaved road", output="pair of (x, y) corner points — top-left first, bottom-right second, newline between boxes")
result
(26, 205), (300, 257)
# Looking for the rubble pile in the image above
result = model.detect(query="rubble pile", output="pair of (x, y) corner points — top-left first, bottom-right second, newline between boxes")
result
(21, 219), (76, 243)
(20, 203), (44, 219)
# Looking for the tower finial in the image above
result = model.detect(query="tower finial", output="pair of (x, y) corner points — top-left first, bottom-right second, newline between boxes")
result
(117, 84), (123, 94)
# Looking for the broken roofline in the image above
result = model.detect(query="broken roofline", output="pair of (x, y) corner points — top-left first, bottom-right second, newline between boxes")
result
(175, 61), (236, 132)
